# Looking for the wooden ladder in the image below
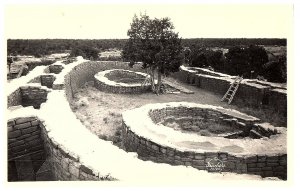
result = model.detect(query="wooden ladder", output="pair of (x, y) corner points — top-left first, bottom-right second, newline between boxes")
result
(221, 76), (243, 104)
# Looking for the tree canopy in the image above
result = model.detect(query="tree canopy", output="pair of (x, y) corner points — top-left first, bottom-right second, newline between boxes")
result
(224, 45), (269, 78)
(122, 13), (184, 93)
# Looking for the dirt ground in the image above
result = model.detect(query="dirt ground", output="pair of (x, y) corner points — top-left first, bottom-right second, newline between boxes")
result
(70, 77), (286, 146)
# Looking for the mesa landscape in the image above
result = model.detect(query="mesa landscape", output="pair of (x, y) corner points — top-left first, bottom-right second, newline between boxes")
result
(6, 13), (287, 182)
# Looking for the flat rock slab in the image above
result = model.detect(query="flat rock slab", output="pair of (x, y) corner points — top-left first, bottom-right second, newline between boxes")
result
(163, 79), (194, 94)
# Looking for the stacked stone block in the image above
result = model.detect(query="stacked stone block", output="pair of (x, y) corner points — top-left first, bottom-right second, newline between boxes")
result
(122, 122), (287, 179)
(8, 116), (115, 181)
(63, 61), (145, 102)
(94, 70), (151, 94)
(122, 106), (286, 179)
(49, 65), (64, 74)
(7, 88), (22, 108)
(268, 89), (287, 116)
(7, 117), (46, 176)
(94, 78), (151, 94)
(171, 67), (287, 115)
(20, 86), (48, 109)
(41, 75), (56, 88)
(39, 121), (114, 181)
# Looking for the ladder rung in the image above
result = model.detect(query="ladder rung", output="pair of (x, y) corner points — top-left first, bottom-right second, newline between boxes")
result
(221, 76), (243, 104)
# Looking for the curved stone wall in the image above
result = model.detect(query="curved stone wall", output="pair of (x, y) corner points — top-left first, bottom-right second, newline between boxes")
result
(7, 116), (112, 181)
(94, 69), (151, 94)
(122, 102), (287, 179)
(62, 61), (143, 102)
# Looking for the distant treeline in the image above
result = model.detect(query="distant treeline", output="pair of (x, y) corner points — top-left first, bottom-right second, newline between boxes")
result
(7, 39), (127, 57)
(7, 38), (286, 57)
(181, 38), (286, 48)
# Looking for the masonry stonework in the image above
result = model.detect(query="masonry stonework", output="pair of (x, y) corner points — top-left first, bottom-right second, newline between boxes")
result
(94, 69), (151, 94)
(49, 65), (64, 74)
(171, 67), (287, 116)
(41, 75), (56, 88)
(20, 86), (49, 109)
(122, 104), (287, 180)
(62, 61), (143, 102)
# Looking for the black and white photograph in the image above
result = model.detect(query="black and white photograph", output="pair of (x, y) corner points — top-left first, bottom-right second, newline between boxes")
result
(1, 0), (298, 189)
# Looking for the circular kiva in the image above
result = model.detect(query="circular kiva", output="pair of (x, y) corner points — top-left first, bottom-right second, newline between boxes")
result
(94, 69), (151, 94)
(122, 102), (286, 175)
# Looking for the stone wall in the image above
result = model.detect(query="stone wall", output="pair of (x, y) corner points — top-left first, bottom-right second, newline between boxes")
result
(7, 89), (22, 108)
(63, 61), (143, 102)
(41, 75), (56, 88)
(7, 117), (46, 181)
(171, 67), (287, 115)
(8, 117), (45, 161)
(269, 89), (287, 116)
(122, 122), (287, 179)
(94, 79), (151, 94)
(94, 70), (151, 94)
(20, 86), (49, 109)
(122, 103), (287, 180)
(7, 116), (113, 181)
(39, 121), (114, 181)
(49, 65), (64, 74)
(148, 107), (278, 139)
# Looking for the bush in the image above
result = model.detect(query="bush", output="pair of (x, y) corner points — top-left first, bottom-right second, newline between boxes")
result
(188, 45), (225, 71)
(260, 56), (286, 83)
(224, 45), (269, 78)
(70, 45), (99, 60)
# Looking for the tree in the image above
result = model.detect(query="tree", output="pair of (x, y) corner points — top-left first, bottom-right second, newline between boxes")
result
(224, 45), (269, 78)
(224, 46), (249, 76)
(122, 13), (184, 94)
(70, 45), (99, 60)
(260, 55), (286, 83)
(187, 45), (225, 71)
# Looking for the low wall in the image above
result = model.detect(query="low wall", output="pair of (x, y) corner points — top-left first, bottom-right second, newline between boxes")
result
(7, 89), (22, 108)
(171, 66), (287, 115)
(41, 75), (56, 88)
(7, 117), (46, 181)
(94, 69), (151, 94)
(20, 86), (49, 109)
(122, 102), (287, 180)
(123, 126), (287, 179)
(39, 121), (112, 181)
(49, 65), (64, 74)
(122, 127), (287, 179)
(7, 86), (49, 109)
(269, 89), (287, 115)
(7, 116), (113, 181)
(8, 117), (45, 162)
(63, 61), (143, 102)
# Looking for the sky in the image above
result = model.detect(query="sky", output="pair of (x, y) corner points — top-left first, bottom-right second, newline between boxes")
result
(4, 3), (293, 39)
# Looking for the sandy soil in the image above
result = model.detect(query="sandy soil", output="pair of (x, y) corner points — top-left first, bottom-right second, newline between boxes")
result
(70, 77), (285, 146)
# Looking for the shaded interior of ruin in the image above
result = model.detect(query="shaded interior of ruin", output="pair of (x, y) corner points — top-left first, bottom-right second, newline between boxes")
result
(104, 70), (147, 84)
(7, 118), (53, 181)
(150, 108), (278, 139)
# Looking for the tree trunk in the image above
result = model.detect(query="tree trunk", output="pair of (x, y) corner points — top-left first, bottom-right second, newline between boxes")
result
(150, 66), (156, 92)
(156, 68), (162, 94)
